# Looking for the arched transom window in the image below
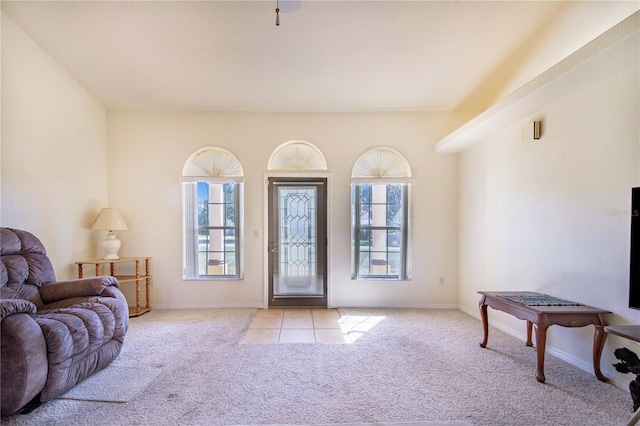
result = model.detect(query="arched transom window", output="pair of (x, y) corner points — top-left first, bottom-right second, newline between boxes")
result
(268, 140), (327, 171)
(182, 147), (244, 179)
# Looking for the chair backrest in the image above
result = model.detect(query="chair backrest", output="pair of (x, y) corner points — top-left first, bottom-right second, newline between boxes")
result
(0, 228), (56, 306)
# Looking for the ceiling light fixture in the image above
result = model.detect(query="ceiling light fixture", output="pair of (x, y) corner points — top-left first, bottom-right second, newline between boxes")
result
(275, 0), (280, 26)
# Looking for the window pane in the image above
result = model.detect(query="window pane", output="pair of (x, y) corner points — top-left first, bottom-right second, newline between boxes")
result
(371, 229), (387, 251)
(360, 229), (372, 249)
(369, 184), (386, 225)
(197, 251), (208, 276)
(359, 252), (370, 276)
(225, 252), (236, 275)
(225, 229), (236, 246)
(359, 203), (371, 226)
(186, 180), (242, 279)
(388, 230), (401, 248)
(351, 182), (409, 280)
(387, 184), (403, 226)
(225, 204), (235, 226)
(388, 252), (401, 276)
(224, 182), (235, 203)
(206, 228), (225, 249)
(359, 184), (371, 204)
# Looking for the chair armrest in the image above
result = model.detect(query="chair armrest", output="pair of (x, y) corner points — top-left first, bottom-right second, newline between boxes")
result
(1, 298), (37, 321)
(39, 276), (120, 304)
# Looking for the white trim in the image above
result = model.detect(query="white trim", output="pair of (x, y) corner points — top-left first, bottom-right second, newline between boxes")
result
(182, 182), (198, 280)
(264, 171), (332, 179)
(180, 176), (244, 183)
(151, 302), (264, 309)
(336, 302), (459, 309)
(152, 302), (458, 310)
(263, 180), (269, 308)
(350, 177), (415, 184)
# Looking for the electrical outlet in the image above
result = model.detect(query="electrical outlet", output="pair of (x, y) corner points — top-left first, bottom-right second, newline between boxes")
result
(439, 277), (445, 285)
(253, 230), (259, 238)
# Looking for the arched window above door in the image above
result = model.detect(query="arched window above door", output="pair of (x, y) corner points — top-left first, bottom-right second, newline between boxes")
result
(268, 140), (327, 171)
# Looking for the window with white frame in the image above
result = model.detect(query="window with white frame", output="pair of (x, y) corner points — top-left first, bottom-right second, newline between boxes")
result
(182, 148), (244, 280)
(351, 147), (412, 280)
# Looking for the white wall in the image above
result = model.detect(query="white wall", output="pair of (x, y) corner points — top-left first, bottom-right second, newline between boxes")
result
(1, 12), (109, 279)
(3, 1), (638, 388)
(458, 31), (640, 384)
(106, 111), (460, 308)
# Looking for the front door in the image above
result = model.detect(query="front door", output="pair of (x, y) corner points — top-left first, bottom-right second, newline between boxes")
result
(268, 178), (327, 307)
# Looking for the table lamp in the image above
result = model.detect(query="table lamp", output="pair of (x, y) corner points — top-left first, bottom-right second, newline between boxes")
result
(91, 208), (128, 259)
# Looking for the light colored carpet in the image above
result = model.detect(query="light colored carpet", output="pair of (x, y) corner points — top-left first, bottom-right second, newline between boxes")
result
(315, 423), (471, 426)
(316, 423), (471, 426)
(1, 308), (634, 426)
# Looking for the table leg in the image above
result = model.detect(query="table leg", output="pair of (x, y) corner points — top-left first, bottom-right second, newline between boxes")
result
(593, 314), (608, 382)
(135, 259), (140, 312)
(479, 295), (489, 348)
(534, 317), (549, 383)
(526, 320), (533, 347)
(145, 258), (151, 310)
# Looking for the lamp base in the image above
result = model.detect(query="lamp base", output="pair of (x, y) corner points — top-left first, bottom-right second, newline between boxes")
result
(102, 232), (121, 260)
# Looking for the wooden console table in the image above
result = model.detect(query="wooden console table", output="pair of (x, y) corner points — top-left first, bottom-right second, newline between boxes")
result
(479, 291), (610, 383)
(75, 257), (152, 317)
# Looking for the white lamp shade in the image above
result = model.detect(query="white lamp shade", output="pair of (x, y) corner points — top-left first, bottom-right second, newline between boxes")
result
(91, 208), (128, 231)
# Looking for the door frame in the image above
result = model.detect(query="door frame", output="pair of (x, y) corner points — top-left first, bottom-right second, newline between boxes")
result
(263, 172), (331, 308)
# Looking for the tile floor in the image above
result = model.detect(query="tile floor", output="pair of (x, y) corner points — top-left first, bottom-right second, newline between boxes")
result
(243, 308), (351, 344)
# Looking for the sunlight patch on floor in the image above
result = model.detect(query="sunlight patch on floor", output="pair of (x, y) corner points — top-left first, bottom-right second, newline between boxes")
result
(338, 315), (386, 343)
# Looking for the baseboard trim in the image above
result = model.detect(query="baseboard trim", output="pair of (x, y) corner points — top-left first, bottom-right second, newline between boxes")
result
(152, 303), (460, 310)
(150, 302), (264, 309)
(332, 303), (460, 309)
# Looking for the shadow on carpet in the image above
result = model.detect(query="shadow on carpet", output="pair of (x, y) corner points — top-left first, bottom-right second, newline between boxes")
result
(59, 364), (161, 403)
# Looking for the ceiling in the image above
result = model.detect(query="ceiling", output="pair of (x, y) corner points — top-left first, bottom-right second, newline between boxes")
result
(1, 1), (638, 112)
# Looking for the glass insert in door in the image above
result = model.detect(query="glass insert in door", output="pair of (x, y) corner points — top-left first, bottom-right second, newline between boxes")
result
(273, 185), (323, 297)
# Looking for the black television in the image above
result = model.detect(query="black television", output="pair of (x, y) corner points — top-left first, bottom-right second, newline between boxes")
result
(630, 187), (640, 309)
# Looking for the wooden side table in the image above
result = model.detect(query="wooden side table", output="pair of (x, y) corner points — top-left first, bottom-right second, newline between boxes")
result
(75, 257), (152, 317)
(479, 291), (610, 383)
